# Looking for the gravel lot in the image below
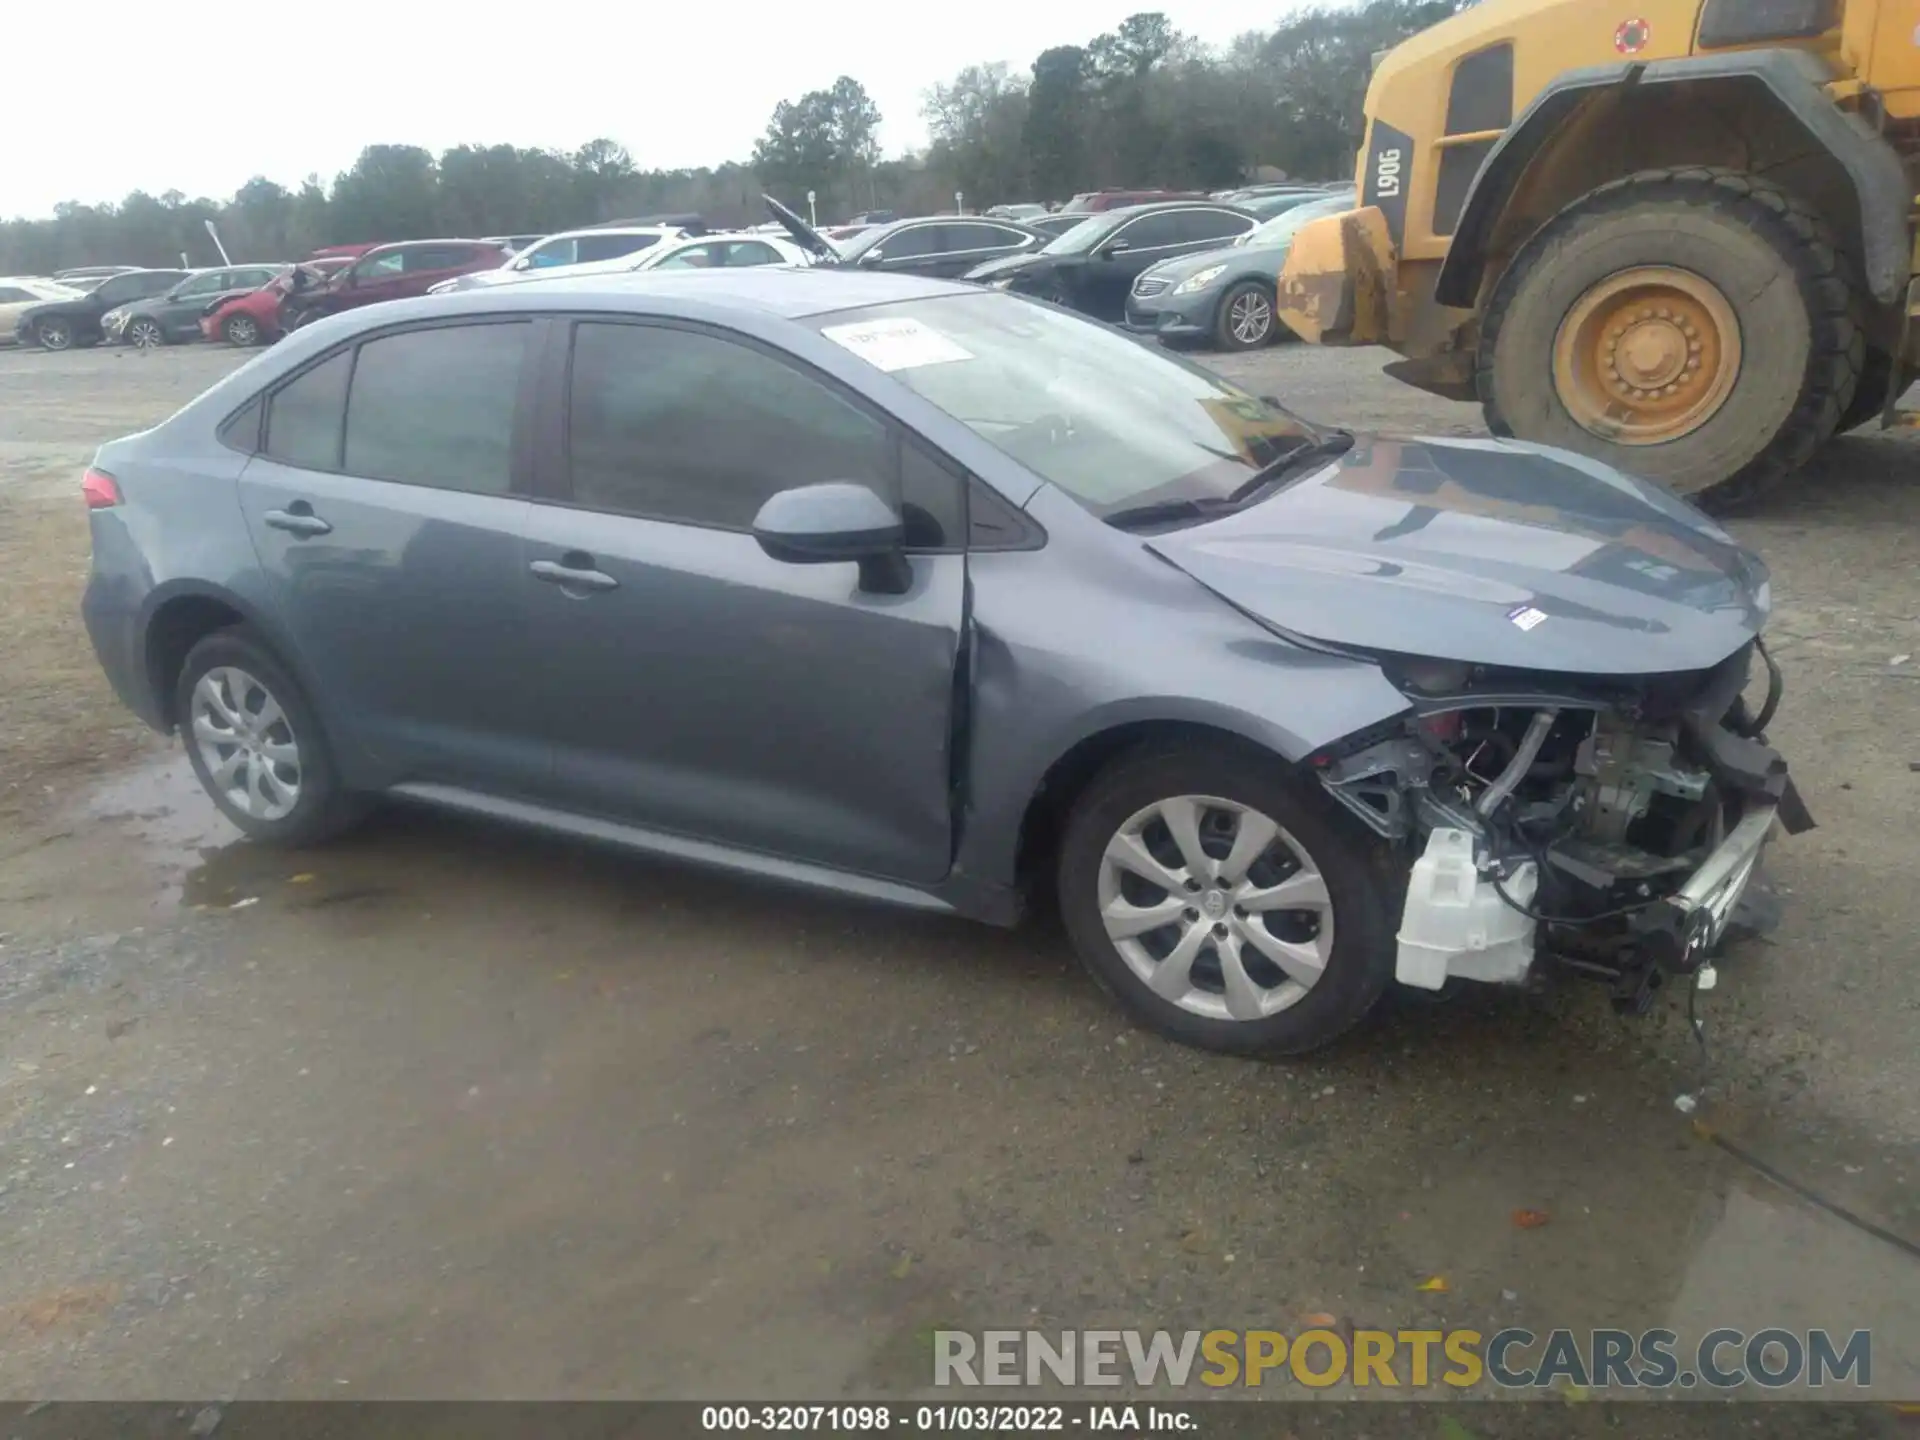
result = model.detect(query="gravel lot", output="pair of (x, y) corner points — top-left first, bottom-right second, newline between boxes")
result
(0, 338), (1916, 1417)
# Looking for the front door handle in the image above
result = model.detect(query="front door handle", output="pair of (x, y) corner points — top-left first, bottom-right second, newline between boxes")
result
(263, 506), (332, 537)
(530, 558), (619, 592)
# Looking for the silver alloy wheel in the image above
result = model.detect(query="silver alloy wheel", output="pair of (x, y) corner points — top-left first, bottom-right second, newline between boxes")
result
(1228, 290), (1273, 346)
(1097, 794), (1333, 1022)
(129, 318), (163, 349)
(225, 314), (258, 345)
(190, 666), (302, 821)
(38, 318), (71, 350)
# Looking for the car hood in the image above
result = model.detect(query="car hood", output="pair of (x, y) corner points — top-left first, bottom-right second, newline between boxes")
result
(1145, 435), (1769, 675)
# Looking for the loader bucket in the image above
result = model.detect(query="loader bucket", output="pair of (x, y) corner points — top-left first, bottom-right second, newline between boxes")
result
(1275, 206), (1396, 346)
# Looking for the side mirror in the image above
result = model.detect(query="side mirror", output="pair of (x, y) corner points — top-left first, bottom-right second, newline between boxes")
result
(1099, 239), (1132, 260)
(510, 256), (530, 271)
(857, 249), (885, 266)
(752, 483), (910, 594)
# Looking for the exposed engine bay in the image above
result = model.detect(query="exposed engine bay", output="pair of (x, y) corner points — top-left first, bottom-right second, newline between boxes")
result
(1311, 640), (1812, 1011)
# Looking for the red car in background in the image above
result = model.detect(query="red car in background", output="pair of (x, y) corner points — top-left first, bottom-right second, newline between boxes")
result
(200, 257), (352, 347)
(279, 238), (511, 331)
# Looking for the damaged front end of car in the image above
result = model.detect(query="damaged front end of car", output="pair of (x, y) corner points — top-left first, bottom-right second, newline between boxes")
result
(1309, 641), (1812, 1013)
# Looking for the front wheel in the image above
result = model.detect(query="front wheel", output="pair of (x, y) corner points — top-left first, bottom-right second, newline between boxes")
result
(222, 313), (261, 346)
(1213, 280), (1276, 351)
(35, 317), (72, 350)
(1479, 167), (1862, 511)
(1057, 744), (1396, 1057)
(127, 317), (166, 350)
(175, 627), (368, 846)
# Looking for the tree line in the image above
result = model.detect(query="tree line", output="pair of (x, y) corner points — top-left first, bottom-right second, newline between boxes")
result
(0, 0), (1467, 274)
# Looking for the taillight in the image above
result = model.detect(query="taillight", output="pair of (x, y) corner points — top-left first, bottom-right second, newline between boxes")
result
(82, 468), (122, 509)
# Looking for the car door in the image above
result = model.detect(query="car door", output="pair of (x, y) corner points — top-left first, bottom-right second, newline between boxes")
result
(520, 316), (966, 884)
(236, 319), (550, 794)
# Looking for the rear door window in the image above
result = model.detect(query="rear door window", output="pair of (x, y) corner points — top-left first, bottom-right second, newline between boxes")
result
(264, 350), (353, 470)
(342, 323), (530, 493)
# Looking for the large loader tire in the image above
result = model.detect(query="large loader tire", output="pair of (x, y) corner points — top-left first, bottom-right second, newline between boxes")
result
(1478, 168), (1863, 512)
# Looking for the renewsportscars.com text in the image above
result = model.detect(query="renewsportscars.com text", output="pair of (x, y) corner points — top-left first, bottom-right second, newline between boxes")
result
(934, 1328), (1874, 1391)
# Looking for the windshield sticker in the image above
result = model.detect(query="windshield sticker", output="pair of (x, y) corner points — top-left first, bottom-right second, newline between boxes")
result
(821, 317), (974, 372)
(1507, 604), (1548, 632)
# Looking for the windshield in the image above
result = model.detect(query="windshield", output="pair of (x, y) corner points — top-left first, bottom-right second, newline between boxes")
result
(813, 292), (1318, 517)
(1039, 216), (1117, 255)
(1242, 196), (1354, 247)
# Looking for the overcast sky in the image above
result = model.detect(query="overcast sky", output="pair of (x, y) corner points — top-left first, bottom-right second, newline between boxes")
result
(2, 1), (1283, 221)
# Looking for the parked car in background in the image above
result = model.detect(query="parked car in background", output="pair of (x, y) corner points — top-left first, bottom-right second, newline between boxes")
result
(488, 226), (691, 280)
(986, 204), (1050, 221)
(14, 268), (188, 350)
(281, 240), (511, 327)
(483, 234), (544, 253)
(795, 212), (1047, 280)
(103, 264), (286, 348)
(963, 202), (1256, 322)
(79, 268), (1802, 1058)
(429, 232), (813, 293)
(0, 278), (83, 345)
(843, 209), (896, 225)
(1124, 192), (1360, 351)
(1060, 189), (1206, 213)
(201, 258), (353, 347)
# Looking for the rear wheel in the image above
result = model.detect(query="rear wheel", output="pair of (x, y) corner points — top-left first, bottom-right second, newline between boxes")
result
(175, 627), (368, 846)
(222, 313), (261, 346)
(1213, 281), (1277, 351)
(1479, 167), (1862, 511)
(1057, 743), (1396, 1057)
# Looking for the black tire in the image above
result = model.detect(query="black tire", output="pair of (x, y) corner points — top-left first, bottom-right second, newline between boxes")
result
(174, 626), (368, 847)
(222, 313), (262, 347)
(1479, 167), (1863, 512)
(35, 317), (72, 351)
(127, 316), (167, 350)
(1056, 742), (1397, 1057)
(1836, 348), (1897, 434)
(1212, 280), (1277, 351)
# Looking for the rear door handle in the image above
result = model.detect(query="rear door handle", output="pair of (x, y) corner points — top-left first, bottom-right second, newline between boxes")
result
(530, 558), (619, 592)
(262, 506), (332, 537)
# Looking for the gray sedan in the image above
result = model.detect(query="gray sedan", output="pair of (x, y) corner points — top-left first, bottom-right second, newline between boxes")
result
(1126, 191), (1355, 350)
(79, 269), (1804, 1056)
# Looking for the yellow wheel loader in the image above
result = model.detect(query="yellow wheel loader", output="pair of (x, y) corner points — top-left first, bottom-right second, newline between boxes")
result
(1274, 0), (1920, 507)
